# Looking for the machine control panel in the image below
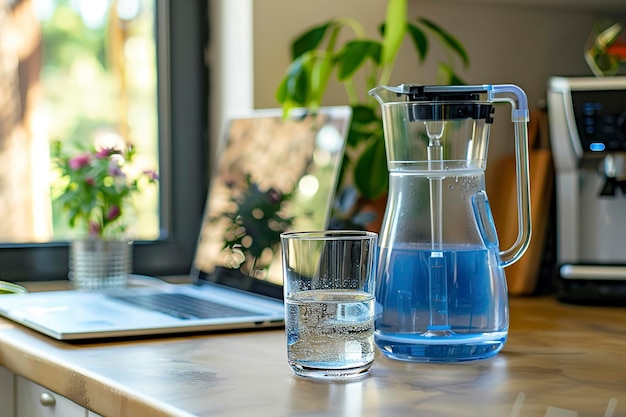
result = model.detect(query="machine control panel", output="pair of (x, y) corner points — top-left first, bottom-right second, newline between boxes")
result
(572, 89), (626, 152)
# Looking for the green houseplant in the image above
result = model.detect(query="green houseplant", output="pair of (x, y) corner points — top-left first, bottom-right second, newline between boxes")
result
(276, 0), (469, 228)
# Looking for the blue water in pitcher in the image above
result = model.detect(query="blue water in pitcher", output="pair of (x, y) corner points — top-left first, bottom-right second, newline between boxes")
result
(374, 244), (508, 362)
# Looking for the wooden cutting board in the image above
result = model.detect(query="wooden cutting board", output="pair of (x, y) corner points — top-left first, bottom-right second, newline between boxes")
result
(490, 108), (554, 295)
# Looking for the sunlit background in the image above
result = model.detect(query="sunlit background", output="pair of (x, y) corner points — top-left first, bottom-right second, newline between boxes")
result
(0, 0), (159, 243)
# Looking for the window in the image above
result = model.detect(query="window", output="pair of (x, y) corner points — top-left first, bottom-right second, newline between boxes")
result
(0, 0), (209, 281)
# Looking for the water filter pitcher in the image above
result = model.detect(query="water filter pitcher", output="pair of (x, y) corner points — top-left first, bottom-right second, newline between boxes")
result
(369, 84), (532, 362)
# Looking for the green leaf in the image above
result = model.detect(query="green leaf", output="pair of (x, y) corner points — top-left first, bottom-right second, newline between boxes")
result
(345, 105), (381, 147)
(353, 137), (388, 199)
(448, 71), (466, 86)
(351, 105), (378, 125)
(407, 22), (428, 62)
(292, 22), (332, 59)
(337, 40), (380, 81)
(417, 17), (469, 67)
(437, 62), (467, 85)
(346, 123), (371, 148)
(287, 56), (312, 104)
(275, 77), (288, 104)
(276, 53), (314, 107)
(381, 0), (407, 66)
(309, 51), (335, 105)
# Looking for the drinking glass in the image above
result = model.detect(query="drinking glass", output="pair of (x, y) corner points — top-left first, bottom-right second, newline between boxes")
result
(280, 230), (378, 380)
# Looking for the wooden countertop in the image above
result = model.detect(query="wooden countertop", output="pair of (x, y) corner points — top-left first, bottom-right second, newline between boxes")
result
(1, 288), (626, 417)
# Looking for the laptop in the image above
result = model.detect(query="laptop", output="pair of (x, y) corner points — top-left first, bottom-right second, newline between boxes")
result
(0, 106), (351, 341)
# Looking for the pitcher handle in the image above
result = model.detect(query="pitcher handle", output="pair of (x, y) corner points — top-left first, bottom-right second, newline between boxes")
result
(490, 85), (532, 267)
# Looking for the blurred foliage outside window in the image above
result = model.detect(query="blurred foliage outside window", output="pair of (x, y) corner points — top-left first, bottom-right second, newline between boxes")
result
(0, 0), (159, 243)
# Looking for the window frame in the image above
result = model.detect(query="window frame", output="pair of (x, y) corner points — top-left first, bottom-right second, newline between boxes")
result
(0, 0), (209, 282)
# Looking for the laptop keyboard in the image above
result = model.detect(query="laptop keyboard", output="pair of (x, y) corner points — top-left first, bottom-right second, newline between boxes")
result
(109, 293), (258, 320)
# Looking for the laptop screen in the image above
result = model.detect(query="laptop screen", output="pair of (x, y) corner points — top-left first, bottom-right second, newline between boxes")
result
(191, 107), (351, 299)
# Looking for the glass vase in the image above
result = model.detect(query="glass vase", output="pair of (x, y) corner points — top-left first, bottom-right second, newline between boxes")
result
(69, 238), (132, 290)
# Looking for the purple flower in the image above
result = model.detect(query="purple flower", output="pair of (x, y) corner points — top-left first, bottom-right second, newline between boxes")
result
(68, 154), (90, 170)
(95, 147), (114, 159)
(85, 177), (95, 186)
(88, 221), (101, 236)
(143, 169), (159, 182)
(96, 148), (111, 159)
(108, 163), (124, 177)
(107, 205), (121, 221)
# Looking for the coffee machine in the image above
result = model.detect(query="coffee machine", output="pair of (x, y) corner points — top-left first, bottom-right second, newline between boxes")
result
(548, 76), (626, 303)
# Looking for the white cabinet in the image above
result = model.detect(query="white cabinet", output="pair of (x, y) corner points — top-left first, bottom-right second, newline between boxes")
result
(0, 368), (104, 417)
(16, 376), (87, 417)
(0, 367), (15, 417)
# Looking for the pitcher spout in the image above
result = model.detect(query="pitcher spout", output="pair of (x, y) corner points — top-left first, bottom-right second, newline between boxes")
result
(369, 84), (430, 105)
